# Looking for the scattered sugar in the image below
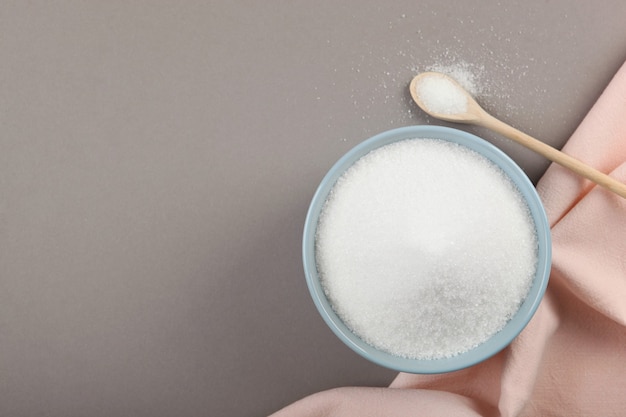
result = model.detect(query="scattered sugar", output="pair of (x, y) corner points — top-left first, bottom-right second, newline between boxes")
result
(315, 10), (555, 139)
(415, 75), (468, 115)
(315, 138), (538, 359)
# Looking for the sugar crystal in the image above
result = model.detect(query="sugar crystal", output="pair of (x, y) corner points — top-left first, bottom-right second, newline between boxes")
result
(416, 75), (468, 115)
(315, 138), (537, 359)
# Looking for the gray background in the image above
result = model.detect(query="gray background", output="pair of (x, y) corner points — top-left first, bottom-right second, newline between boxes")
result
(1, 1), (625, 416)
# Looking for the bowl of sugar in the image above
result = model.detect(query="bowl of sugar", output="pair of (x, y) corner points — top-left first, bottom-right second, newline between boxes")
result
(303, 125), (551, 374)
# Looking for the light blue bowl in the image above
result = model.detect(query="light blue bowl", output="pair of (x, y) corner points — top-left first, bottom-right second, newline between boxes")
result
(303, 125), (551, 374)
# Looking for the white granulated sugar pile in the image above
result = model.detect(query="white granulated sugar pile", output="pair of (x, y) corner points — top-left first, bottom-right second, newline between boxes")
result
(315, 139), (538, 359)
(426, 61), (483, 97)
(415, 75), (468, 115)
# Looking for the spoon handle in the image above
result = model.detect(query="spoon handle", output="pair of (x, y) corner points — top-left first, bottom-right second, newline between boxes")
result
(479, 113), (626, 199)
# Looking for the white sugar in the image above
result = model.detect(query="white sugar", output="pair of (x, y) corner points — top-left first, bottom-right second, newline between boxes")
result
(426, 61), (482, 97)
(415, 75), (468, 115)
(315, 139), (537, 359)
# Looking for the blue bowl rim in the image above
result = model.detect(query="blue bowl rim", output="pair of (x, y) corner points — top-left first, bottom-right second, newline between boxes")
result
(302, 125), (552, 374)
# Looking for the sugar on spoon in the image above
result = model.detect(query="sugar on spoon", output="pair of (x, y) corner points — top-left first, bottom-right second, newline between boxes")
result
(410, 72), (626, 199)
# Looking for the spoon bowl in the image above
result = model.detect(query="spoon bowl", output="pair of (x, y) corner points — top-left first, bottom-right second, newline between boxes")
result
(410, 72), (626, 199)
(409, 72), (484, 123)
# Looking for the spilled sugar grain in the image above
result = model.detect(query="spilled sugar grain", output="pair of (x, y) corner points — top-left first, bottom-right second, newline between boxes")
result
(315, 138), (538, 359)
(318, 13), (544, 139)
(325, 48), (520, 138)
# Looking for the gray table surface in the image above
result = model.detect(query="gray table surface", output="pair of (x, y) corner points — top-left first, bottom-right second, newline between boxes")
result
(2, 1), (626, 416)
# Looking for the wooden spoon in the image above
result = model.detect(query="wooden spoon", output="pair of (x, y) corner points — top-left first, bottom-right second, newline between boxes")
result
(410, 72), (626, 199)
